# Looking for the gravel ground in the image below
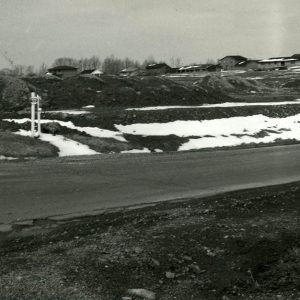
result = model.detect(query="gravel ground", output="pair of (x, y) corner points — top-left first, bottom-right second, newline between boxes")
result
(0, 182), (299, 299)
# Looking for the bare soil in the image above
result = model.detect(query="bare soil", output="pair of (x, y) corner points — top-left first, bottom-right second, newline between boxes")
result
(0, 182), (299, 299)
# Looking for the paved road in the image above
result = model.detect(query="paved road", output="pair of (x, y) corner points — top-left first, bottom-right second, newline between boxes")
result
(1, 145), (300, 224)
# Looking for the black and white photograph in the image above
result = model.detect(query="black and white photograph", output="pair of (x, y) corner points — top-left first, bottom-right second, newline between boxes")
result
(0, 0), (299, 299)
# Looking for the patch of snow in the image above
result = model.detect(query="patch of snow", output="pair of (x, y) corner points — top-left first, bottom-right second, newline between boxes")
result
(82, 105), (95, 108)
(4, 118), (126, 142)
(121, 148), (151, 154)
(245, 77), (264, 80)
(0, 155), (17, 160)
(259, 58), (297, 63)
(116, 114), (300, 150)
(46, 110), (90, 115)
(126, 99), (300, 111)
(16, 130), (99, 157)
(154, 149), (163, 152)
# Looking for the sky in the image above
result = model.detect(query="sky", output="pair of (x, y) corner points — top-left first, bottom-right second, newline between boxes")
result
(0, 0), (300, 69)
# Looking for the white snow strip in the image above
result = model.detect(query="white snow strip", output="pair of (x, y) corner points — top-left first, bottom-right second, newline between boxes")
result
(121, 148), (151, 154)
(115, 115), (299, 137)
(15, 130), (99, 157)
(0, 155), (17, 160)
(116, 114), (300, 150)
(126, 100), (300, 111)
(4, 118), (126, 142)
(45, 110), (90, 115)
(82, 105), (95, 109)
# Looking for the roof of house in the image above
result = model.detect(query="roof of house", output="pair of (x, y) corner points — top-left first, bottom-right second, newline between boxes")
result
(259, 58), (297, 63)
(48, 65), (78, 72)
(219, 55), (247, 62)
(237, 59), (260, 66)
(291, 54), (300, 60)
(80, 69), (96, 74)
(120, 67), (139, 73)
(146, 63), (171, 70)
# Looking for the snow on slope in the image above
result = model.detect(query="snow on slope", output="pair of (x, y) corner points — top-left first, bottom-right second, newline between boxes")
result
(126, 100), (300, 111)
(16, 130), (99, 157)
(116, 114), (300, 150)
(4, 118), (126, 142)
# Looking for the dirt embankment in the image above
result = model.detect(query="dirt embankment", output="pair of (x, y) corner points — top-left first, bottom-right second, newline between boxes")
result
(194, 74), (271, 93)
(0, 182), (299, 299)
(23, 75), (233, 109)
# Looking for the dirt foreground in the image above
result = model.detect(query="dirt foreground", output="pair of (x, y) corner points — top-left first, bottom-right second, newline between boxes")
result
(0, 182), (299, 299)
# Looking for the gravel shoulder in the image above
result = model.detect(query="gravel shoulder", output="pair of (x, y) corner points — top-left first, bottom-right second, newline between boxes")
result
(0, 182), (299, 299)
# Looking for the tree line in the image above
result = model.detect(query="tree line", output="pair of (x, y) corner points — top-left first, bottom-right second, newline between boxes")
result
(0, 54), (215, 77)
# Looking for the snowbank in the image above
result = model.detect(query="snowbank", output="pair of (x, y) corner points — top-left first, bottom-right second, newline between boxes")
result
(4, 118), (126, 142)
(116, 114), (300, 150)
(16, 130), (99, 157)
(45, 110), (90, 115)
(0, 155), (17, 160)
(126, 100), (300, 111)
(121, 148), (151, 154)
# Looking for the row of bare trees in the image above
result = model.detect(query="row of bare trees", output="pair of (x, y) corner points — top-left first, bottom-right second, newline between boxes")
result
(0, 54), (215, 77)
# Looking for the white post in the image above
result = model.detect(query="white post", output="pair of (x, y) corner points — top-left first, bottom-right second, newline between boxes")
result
(31, 92), (36, 138)
(37, 96), (41, 136)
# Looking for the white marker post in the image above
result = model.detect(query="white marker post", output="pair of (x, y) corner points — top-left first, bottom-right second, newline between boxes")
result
(37, 95), (42, 136)
(30, 92), (42, 138)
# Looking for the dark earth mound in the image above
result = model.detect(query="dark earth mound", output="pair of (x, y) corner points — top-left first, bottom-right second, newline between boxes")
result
(23, 75), (234, 109)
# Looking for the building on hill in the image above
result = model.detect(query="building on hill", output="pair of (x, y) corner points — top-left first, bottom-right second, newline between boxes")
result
(145, 63), (173, 75)
(80, 69), (103, 77)
(234, 59), (260, 71)
(48, 66), (78, 79)
(177, 64), (221, 73)
(218, 55), (247, 70)
(257, 57), (299, 70)
(119, 67), (140, 77)
(291, 54), (300, 60)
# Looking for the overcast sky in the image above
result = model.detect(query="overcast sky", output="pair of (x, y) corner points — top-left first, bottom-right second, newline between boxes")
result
(1, 0), (300, 69)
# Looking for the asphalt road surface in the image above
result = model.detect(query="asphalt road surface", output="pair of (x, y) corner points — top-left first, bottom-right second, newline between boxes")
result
(1, 145), (300, 224)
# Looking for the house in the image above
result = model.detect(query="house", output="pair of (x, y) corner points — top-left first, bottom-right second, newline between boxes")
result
(119, 67), (140, 77)
(218, 55), (247, 70)
(234, 60), (260, 71)
(257, 57), (299, 70)
(145, 63), (172, 75)
(80, 69), (103, 77)
(291, 54), (300, 60)
(47, 65), (78, 79)
(177, 64), (220, 73)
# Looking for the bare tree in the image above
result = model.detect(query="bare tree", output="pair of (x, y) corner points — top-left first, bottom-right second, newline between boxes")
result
(170, 57), (182, 68)
(37, 62), (48, 76)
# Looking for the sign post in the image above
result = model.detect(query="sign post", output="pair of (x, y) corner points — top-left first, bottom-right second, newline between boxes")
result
(30, 92), (42, 138)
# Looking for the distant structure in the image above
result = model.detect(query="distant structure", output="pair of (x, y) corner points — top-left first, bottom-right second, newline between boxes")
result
(119, 67), (140, 77)
(218, 55), (247, 70)
(177, 64), (221, 73)
(80, 69), (103, 77)
(47, 65), (78, 79)
(257, 57), (299, 70)
(234, 59), (260, 71)
(145, 63), (173, 75)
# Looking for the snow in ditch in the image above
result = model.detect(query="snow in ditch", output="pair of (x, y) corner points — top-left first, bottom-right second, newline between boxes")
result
(82, 105), (95, 109)
(126, 100), (300, 111)
(116, 114), (300, 150)
(0, 155), (17, 160)
(4, 118), (126, 142)
(121, 148), (151, 154)
(16, 130), (99, 157)
(45, 110), (90, 115)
